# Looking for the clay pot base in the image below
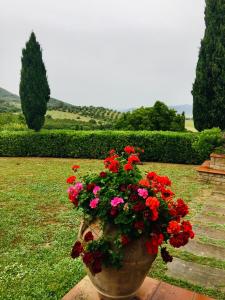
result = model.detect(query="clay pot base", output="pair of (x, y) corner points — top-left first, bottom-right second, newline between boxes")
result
(62, 276), (159, 300)
(62, 276), (215, 300)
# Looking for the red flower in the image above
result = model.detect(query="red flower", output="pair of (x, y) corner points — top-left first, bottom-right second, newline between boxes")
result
(124, 163), (133, 171)
(84, 231), (94, 242)
(176, 199), (189, 217)
(91, 259), (102, 274)
(145, 233), (164, 255)
(99, 172), (107, 178)
(66, 176), (76, 184)
(129, 194), (138, 201)
(161, 247), (173, 263)
(86, 183), (96, 192)
(128, 155), (140, 164)
(181, 221), (194, 239)
(134, 221), (145, 231)
(132, 202), (146, 212)
(109, 149), (116, 156)
(82, 252), (94, 265)
(139, 179), (150, 187)
(145, 197), (160, 221)
(169, 232), (189, 248)
(124, 146), (135, 154)
(127, 184), (138, 191)
(72, 165), (80, 171)
(109, 160), (120, 173)
(161, 188), (174, 201)
(110, 207), (118, 217)
(93, 251), (103, 259)
(157, 176), (171, 186)
(71, 241), (83, 258)
(121, 235), (130, 245)
(167, 221), (181, 235)
(147, 172), (157, 180)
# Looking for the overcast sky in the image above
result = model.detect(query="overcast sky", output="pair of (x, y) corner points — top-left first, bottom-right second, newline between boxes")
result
(0, 0), (205, 110)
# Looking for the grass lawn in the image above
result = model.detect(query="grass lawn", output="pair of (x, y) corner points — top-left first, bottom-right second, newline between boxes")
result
(0, 157), (219, 300)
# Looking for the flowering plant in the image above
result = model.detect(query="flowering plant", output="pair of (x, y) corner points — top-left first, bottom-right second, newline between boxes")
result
(67, 146), (194, 274)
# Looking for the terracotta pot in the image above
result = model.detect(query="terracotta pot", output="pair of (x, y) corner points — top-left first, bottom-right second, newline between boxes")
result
(79, 220), (157, 300)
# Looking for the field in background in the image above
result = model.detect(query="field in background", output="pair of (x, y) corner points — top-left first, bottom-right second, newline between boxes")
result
(185, 119), (197, 132)
(1, 157), (222, 299)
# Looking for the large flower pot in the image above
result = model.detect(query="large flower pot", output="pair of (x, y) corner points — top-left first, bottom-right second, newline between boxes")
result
(79, 220), (157, 300)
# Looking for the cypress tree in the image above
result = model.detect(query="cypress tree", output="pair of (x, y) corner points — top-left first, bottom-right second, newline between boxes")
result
(19, 32), (50, 131)
(192, 0), (225, 131)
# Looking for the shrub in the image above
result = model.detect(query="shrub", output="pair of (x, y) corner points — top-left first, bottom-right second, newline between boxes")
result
(0, 130), (200, 164)
(192, 128), (223, 161)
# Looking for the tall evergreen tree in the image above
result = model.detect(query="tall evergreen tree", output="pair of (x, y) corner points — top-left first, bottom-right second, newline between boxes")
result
(192, 0), (225, 131)
(19, 32), (50, 131)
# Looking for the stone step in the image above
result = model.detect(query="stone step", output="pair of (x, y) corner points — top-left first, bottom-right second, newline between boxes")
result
(184, 239), (225, 261)
(194, 225), (225, 241)
(202, 205), (225, 215)
(166, 258), (225, 291)
(205, 195), (225, 205)
(196, 213), (225, 226)
(212, 189), (225, 197)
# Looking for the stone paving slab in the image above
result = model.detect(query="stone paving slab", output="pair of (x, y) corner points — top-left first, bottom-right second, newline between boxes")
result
(198, 214), (225, 226)
(194, 225), (225, 241)
(203, 205), (225, 215)
(166, 258), (225, 291)
(184, 239), (225, 261)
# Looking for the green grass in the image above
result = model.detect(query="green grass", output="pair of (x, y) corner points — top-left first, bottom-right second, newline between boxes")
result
(0, 158), (223, 299)
(185, 119), (197, 132)
(47, 110), (92, 122)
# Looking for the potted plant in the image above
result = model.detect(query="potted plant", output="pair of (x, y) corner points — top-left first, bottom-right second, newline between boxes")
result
(66, 146), (194, 300)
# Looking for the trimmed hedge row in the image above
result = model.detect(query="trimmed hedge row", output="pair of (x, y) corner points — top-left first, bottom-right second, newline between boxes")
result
(0, 130), (201, 164)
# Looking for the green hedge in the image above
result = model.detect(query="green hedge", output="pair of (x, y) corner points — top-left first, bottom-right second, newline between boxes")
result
(0, 130), (201, 164)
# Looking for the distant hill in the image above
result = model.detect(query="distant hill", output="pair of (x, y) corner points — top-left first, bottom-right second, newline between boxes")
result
(170, 104), (193, 117)
(0, 87), (121, 121)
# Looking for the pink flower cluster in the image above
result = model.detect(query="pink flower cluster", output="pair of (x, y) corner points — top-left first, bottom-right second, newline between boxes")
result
(137, 188), (148, 199)
(111, 197), (124, 207)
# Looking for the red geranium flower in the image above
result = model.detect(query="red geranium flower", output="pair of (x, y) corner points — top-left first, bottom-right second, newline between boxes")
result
(71, 241), (83, 258)
(132, 202), (146, 212)
(121, 235), (130, 245)
(109, 149), (116, 156)
(86, 183), (96, 192)
(167, 220), (181, 235)
(169, 232), (189, 248)
(129, 194), (138, 201)
(72, 165), (80, 171)
(134, 221), (144, 231)
(147, 172), (157, 180)
(99, 172), (107, 178)
(161, 247), (173, 263)
(139, 179), (150, 188)
(84, 231), (94, 242)
(110, 207), (119, 217)
(145, 233), (164, 255)
(161, 188), (174, 201)
(176, 199), (189, 217)
(124, 145), (135, 154)
(82, 252), (94, 265)
(128, 155), (140, 164)
(146, 197), (160, 221)
(124, 163), (133, 171)
(66, 176), (76, 184)
(91, 258), (102, 274)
